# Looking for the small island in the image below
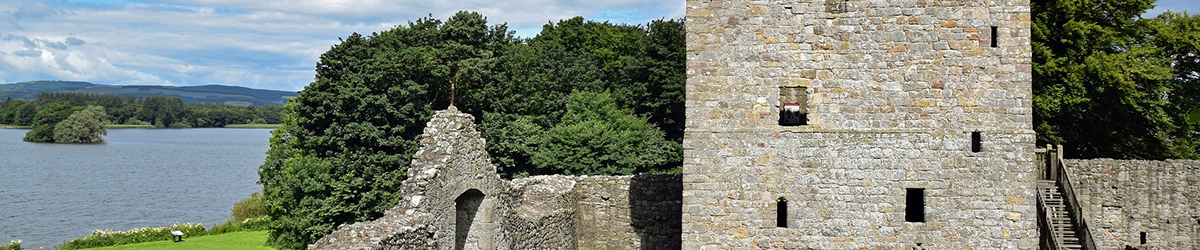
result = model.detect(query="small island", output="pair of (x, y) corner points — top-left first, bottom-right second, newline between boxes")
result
(23, 105), (108, 143)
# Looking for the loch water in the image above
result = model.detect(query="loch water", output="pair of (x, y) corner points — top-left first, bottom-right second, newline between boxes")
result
(0, 128), (270, 249)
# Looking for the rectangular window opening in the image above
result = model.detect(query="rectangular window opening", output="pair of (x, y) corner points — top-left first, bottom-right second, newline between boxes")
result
(1140, 232), (1147, 244)
(777, 197), (789, 228)
(990, 26), (999, 47)
(971, 131), (982, 153)
(906, 188), (925, 222)
(779, 86), (808, 126)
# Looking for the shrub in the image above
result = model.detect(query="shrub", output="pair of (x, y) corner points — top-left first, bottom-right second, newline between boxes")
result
(2, 239), (23, 250)
(56, 223), (207, 250)
(210, 216), (270, 234)
(231, 191), (265, 222)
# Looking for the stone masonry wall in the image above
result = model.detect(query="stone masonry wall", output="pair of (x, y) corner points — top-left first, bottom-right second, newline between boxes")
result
(685, 0), (1036, 249)
(684, 130), (1037, 249)
(309, 108), (682, 250)
(686, 0), (1032, 131)
(1063, 159), (1200, 250)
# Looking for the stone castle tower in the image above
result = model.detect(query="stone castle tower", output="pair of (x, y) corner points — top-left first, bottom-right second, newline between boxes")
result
(683, 0), (1036, 248)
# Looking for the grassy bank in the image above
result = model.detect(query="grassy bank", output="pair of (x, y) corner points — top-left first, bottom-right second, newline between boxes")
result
(223, 124), (281, 129)
(0, 124), (30, 129)
(86, 231), (273, 250)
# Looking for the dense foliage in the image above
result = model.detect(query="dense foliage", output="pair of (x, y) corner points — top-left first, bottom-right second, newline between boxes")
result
(21, 103), (77, 142)
(531, 91), (680, 175)
(52, 105), (109, 143)
(259, 11), (683, 249)
(1033, 0), (1200, 159)
(0, 93), (283, 129)
(230, 192), (265, 223)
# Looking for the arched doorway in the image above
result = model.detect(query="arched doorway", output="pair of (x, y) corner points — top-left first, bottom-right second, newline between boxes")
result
(455, 189), (485, 250)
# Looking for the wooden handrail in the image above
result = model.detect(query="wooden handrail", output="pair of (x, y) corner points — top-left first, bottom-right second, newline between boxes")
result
(1036, 194), (1061, 249)
(1055, 153), (1097, 250)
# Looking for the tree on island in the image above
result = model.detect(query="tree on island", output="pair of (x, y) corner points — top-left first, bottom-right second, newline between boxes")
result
(54, 105), (109, 143)
(23, 104), (109, 143)
(22, 103), (76, 142)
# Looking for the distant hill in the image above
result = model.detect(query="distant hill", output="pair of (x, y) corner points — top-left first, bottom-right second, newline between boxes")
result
(0, 81), (297, 106)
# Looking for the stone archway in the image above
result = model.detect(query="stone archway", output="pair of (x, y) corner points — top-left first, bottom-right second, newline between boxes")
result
(455, 189), (485, 250)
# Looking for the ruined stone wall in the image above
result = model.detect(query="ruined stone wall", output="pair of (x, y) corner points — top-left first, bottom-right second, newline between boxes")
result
(310, 109), (682, 250)
(685, 0), (1036, 248)
(1063, 159), (1200, 250)
(573, 175), (682, 249)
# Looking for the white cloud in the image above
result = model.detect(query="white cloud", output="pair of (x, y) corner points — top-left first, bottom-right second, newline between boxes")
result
(1, 0), (683, 91)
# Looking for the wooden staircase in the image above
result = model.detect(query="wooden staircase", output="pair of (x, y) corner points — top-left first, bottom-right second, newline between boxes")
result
(1036, 145), (1095, 250)
(1038, 180), (1083, 250)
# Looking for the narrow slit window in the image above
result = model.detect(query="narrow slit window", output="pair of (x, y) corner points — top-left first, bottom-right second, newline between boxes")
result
(971, 131), (982, 153)
(990, 26), (998, 47)
(906, 188), (925, 222)
(779, 86), (808, 126)
(776, 197), (789, 228)
(1140, 232), (1147, 244)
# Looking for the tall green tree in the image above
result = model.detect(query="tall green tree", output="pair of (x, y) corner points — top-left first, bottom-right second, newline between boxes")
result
(1033, 0), (1200, 159)
(53, 105), (108, 144)
(259, 11), (511, 249)
(476, 18), (685, 177)
(23, 103), (76, 142)
(531, 91), (681, 175)
(138, 96), (186, 127)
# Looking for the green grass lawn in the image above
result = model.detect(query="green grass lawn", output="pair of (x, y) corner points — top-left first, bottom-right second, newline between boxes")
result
(86, 231), (275, 250)
(223, 124), (281, 129)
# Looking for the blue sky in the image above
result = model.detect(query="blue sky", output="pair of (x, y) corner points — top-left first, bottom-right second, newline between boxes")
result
(0, 1), (1195, 92)
(1144, 0), (1199, 17)
(0, 0), (684, 91)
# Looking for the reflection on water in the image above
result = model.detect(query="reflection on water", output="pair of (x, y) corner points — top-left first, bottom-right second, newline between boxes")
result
(0, 128), (270, 249)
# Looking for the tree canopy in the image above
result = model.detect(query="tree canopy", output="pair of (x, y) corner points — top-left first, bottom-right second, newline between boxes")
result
(258, 11), (684, 249)
(1033, 0), (1200, 159)
(1, 93), (283, 129)
(53, 105), (109, 144)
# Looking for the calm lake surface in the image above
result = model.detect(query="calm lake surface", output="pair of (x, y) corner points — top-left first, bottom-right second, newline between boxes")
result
(0, 128), (271, 248)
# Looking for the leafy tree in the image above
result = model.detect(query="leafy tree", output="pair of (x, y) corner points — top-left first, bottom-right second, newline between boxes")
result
(474, 18), (685, 177)
(531, 91), (681, 175)
(258, 11), (510, 249)
(257, 13), (685, 248)
(479, 112), (545, 177)
(1033, 0), (1200, 159)
(0, 99), (37, 126)
(23, 103), (76, 142)
(138, 96), (186, 127)
(53, 105), (108, 144)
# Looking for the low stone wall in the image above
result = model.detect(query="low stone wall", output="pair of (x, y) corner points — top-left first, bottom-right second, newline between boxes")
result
(1064, 159), (1200, 250)
(309, 108), (682, 250)
(573, 174), (682, 249)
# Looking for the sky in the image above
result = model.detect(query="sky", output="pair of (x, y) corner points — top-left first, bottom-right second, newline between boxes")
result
(0, 0), (685, 91)
(1143, 0), (1199, 18)
(0, 1), (1194, 92)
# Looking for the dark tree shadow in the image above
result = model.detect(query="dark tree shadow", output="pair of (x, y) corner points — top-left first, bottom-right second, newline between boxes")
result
(629, 174), (682, 250)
